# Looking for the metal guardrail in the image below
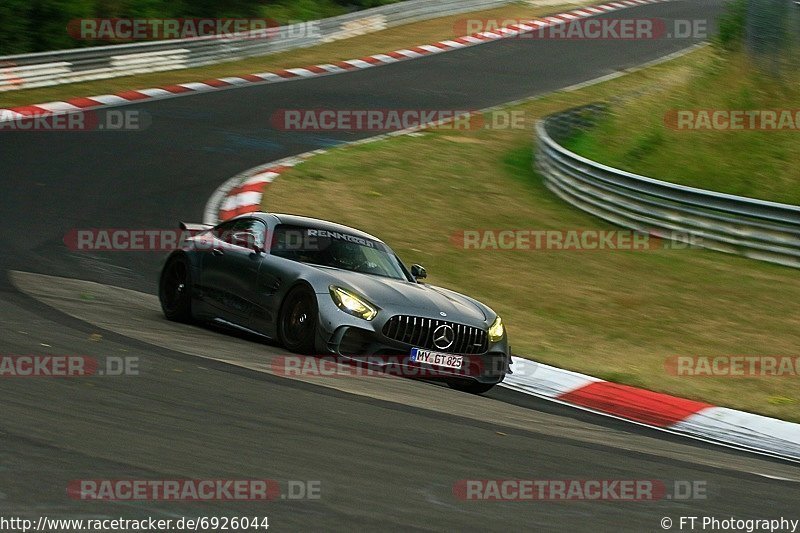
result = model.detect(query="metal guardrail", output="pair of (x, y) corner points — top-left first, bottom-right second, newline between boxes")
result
(0, 0), (513, 92)
(535, 105), (800, 268)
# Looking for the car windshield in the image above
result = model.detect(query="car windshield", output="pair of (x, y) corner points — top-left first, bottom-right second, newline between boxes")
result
(270, 224), (410, 281)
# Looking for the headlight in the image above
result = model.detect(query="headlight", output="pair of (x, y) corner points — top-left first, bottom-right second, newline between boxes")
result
(488, 316), (505, 343)
(329, 286), (378, 321)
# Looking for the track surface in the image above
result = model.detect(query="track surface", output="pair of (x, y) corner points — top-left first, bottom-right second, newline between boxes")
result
(2, 1), (799, 530)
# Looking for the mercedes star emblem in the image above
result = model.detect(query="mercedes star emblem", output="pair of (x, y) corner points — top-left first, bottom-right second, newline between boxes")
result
(432, 324), (455, 350)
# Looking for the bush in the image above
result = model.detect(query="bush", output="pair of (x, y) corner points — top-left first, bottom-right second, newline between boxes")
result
(716, 0), (746, 50)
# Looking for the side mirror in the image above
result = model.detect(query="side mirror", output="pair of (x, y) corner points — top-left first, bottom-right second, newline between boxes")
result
(410, 264), (427, 280)
(232, 231), (262, 253)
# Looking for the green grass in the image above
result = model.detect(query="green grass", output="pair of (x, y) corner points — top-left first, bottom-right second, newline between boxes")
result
(260, 48), (800, 422)
(564, 47), (800, 205)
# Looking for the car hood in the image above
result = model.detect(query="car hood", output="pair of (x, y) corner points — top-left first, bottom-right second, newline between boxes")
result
(310, 266), (489, 325)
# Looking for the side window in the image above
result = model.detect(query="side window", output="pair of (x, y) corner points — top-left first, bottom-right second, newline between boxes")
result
(232, 219), (267, 249)
(212, 219), (267, 249)
(212, 221), (238, 244)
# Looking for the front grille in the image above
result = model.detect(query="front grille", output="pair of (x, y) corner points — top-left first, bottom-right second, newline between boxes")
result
(382, 315), (488, 354)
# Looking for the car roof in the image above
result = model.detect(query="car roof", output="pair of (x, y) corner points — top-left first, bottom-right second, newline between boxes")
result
(243, 212), (385, 244)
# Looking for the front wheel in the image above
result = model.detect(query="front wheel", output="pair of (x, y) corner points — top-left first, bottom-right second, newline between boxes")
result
(277, 285), (318, 354)
(159, 255), (193, 322)
(447, 379), (499, 395)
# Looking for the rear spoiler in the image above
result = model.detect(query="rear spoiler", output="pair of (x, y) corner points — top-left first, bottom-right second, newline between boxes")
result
(179, 221), (214, 232)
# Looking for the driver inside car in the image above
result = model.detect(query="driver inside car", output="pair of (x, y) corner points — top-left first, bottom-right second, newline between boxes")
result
(327, 241), (365, 270)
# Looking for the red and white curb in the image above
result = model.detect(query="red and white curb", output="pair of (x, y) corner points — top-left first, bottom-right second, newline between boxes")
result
(165, 0), (798, 463)
(203, 151), (323, 225)
(1, 0), (671, 123)
(201, 48), (800, 464)
(205, 41), (709, 225)
(207, 161), (296, 224)
(204, 126), (430, 224)
(506, 357), (800, 462)
(206, 154), (800, 464)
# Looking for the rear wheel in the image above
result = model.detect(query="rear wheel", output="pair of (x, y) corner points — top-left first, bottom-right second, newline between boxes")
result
(159, 255), (193, 322)
(447, 379), (498, 395)
(278, 285), (318, 354)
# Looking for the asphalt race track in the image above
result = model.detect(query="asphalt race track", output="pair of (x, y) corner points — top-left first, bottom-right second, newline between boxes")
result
(2, 0), (799, 530)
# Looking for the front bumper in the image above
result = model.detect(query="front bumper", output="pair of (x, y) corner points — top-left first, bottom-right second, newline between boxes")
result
(315, 297), (511, 385)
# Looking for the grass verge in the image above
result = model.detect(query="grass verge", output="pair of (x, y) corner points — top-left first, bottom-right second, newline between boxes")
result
(565, 47), (800, 205)
(0, 2), (593, 108)
(260, 46), (800, 422)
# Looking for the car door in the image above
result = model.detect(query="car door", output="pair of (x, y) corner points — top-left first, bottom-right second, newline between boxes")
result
(196, 220), (235, 316)
(200, 218), (267, 326)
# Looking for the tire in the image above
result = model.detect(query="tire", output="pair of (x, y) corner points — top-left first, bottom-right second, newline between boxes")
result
(277, 285), (318, 354)
(447, 379), (498, 395)
(159, 255), (193, 322)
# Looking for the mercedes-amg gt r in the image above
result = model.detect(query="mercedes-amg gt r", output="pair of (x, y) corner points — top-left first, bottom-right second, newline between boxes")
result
(158, 213), (510, 393)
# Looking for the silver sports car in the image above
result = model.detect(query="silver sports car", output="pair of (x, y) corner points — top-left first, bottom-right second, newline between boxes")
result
(159, 212), (510, 393)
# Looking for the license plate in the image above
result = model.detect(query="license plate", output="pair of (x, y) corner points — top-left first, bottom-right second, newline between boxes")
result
(410, 348), (463, 370)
